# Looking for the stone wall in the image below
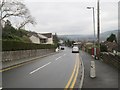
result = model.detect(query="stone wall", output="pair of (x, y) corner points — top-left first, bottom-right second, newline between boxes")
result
(2, 49), (55, 62)
(100, 52), (120, 70)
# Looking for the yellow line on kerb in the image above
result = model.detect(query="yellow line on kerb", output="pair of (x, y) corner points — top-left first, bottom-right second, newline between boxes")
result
(65, 56), (77, 89)
(0, 63), (24, 72)
(70, 53), (80, 88)
(0, 54), (53, 72)
(0, 61), (31, 72)
(0, 56), (41, 72)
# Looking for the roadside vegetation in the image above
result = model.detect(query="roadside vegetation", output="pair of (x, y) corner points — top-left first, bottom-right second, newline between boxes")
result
(2, 20), (31, 43)
(1, 0), (58, 51)
(2, 21), (57, 51)
(100, 33), (117, 52)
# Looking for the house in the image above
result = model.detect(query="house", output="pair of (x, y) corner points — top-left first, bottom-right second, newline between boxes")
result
(85, 42), (94, 49)
(29, 32), (53, 44)
(102, 41), (118, 52)
(29, 33), (40, 44)
(37, 33), (48, 44)
(40, 33), (53, 44)
(59, 39), (64, 44)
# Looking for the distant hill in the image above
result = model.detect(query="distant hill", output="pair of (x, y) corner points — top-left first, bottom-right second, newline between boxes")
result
(58, 30), (118, 41)
(100, 30), (118, 41)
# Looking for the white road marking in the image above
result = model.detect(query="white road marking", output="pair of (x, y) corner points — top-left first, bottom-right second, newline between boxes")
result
(30, 54), (67, 74)
(29, 62), (51, 74)
(63, 54), (66, 56)
(55, 54), (66, 61)
(55, 56), (62, 61)
(79, 53), (85, 89)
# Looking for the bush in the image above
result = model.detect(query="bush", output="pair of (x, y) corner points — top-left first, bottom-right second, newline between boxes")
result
(2, 40), (57, 51)
(100, 44), (107, 52)
(87, 48), (92, 55)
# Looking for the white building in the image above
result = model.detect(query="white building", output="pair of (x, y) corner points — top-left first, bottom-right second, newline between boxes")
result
(40, 33), (53, 44)
(29, 33), (53, 44)
(29, 35), (40, 44)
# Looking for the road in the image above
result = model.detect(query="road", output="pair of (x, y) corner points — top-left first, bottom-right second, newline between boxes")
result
(2, 47), (82, 88)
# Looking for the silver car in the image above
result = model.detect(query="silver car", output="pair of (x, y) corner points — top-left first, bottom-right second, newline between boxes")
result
(72, 46), (79, 53)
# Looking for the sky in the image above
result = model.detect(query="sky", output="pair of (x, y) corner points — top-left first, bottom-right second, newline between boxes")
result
(24, 0), (119, 35)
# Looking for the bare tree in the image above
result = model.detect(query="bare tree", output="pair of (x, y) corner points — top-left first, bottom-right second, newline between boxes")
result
(0, 0), (36, 29)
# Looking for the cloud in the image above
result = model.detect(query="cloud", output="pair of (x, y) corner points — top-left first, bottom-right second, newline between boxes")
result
(25, 0), (119, 2)
(24, 0), (118, 35)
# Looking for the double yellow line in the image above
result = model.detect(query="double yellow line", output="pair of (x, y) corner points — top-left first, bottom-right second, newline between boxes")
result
(65, 53), (80, 89)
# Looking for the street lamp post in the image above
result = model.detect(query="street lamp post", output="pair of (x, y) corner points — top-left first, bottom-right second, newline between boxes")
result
(87, 7), (96, 59)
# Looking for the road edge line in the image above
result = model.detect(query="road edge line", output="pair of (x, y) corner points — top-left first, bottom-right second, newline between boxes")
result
(79, 52), (85, 89)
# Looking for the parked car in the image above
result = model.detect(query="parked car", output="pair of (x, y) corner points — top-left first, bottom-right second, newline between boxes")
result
(61, 46), (65, 50)
(72, 46), (79, 53)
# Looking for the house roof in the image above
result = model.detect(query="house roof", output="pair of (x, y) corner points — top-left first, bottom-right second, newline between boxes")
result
(41, 33), (52, 38)
(27, 31), (38, 37)
(29, 32), (52, 39)
(37, 33), (47, 39)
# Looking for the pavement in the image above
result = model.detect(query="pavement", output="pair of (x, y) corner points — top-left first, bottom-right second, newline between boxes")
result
(80, 51), (119, 88)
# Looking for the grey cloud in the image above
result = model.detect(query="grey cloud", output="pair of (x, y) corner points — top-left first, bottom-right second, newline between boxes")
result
(24, 0), (118, 35)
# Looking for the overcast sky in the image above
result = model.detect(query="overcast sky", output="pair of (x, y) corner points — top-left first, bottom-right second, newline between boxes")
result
(24, 0), (119, 35)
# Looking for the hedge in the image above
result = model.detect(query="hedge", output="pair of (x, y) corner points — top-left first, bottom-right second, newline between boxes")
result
(2, 40), (57, 51)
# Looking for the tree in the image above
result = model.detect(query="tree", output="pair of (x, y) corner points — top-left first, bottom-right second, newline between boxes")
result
(5, 20), (11, 27)
(65, 39), (72, 47)
(53, 33), (59, 47)
(100, 44), (107, 52)
(2, 20), (17, 39)
(106, 33), (117, 43)
(0, 0), (36, 29)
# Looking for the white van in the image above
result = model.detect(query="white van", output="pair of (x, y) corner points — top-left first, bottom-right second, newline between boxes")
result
(72, 46), (79, 53)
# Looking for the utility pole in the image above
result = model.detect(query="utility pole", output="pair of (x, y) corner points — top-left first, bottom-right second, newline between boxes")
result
(97, 0), (100, 59)
(0, 1), (3, 89)
(0, 1), (2, 29)
(0, 0), (3, 40)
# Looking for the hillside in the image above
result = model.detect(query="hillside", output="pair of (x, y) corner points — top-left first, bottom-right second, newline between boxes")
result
(2, 19), (41, 43)
(58, 30), (118, 41)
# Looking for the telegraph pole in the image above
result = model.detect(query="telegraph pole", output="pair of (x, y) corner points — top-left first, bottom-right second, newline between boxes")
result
(97, 0), (100, 59)
(0, 1), (3, 89)
(0, 0), (3, 39)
